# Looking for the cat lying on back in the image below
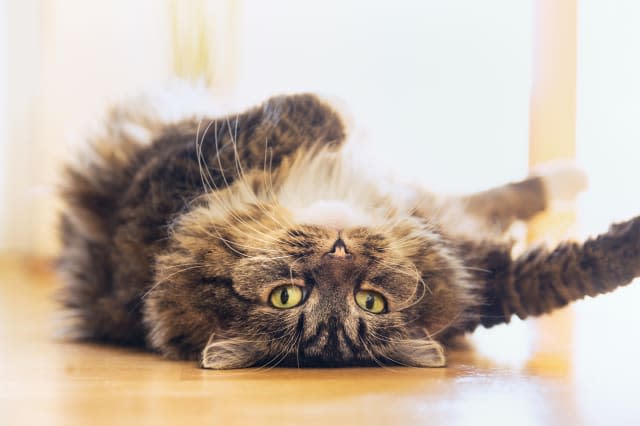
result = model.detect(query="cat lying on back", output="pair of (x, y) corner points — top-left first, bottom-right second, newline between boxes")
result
(58, 85), (640, 369)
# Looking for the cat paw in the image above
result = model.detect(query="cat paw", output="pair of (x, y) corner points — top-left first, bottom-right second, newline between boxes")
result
(531, 160), (588, 202)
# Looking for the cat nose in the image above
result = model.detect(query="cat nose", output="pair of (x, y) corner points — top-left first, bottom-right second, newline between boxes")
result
(328, 238), (351, 259)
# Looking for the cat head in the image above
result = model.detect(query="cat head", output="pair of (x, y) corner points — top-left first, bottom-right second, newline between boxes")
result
(143, 95), (476, 369)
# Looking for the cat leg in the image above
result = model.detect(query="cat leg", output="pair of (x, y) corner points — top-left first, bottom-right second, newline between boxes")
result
(460, 215), (640, 330)
(459, 162), (587, 233)
(196, 93), (347, 180)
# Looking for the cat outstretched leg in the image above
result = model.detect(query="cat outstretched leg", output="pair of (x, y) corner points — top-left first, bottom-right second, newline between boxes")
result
(191, 93), (346, 182)
(460, 215), (640, 330)
(459, 161), (587, 234)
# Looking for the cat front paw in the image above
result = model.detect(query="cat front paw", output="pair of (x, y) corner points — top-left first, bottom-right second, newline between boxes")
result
(531, 160), (588, 202)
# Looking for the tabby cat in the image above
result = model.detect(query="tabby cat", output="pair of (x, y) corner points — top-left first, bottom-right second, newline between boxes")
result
(58, 85), (640, 369)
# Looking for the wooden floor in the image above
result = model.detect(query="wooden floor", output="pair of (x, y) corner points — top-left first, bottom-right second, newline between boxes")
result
(1, 257), (639, 425)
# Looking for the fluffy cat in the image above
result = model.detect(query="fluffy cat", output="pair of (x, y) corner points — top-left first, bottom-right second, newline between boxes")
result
(58, 85), (640, 369)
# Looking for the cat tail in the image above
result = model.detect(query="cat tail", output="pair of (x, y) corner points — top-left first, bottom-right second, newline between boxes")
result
(474, 215), (640, 329)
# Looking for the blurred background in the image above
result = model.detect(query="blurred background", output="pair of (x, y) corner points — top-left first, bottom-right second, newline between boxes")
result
(1, 0), (638, 255)
(0, 0), (639, 408)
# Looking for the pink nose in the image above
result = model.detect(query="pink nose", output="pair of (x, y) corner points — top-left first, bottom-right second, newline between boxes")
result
(328, 239), (351, 258)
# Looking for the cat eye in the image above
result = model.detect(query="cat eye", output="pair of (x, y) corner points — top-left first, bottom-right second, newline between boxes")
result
(354, 290), (386, 314)
(269, 285), (304, 309)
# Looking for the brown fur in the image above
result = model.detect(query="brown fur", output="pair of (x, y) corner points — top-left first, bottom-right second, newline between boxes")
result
(57, 91), (640, 369)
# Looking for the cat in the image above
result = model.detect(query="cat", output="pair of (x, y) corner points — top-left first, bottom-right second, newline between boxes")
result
(57, 84), (640, 369)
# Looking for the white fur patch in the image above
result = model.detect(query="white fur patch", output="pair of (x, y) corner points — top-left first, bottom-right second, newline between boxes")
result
(276, 146), (399, 229)
(123, 79), (221, 123)
(108, 80), (222, 145)
(290, 199), (376, 230)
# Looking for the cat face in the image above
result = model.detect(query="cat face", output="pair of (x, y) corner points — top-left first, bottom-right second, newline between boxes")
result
(144, 196), (475, 369)
(139, 95), (474, 369)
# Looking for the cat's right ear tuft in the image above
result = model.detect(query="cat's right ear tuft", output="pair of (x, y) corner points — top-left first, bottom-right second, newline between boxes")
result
(200, 335), (266, 370)
(386, 339), (447, 368)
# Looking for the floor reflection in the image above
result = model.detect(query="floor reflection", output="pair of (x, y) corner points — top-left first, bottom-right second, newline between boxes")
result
(3, 259), (640, 425)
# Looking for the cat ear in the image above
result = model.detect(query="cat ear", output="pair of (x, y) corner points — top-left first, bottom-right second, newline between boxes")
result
(386, 339), (447, 367)
(200, 335), (267, 370)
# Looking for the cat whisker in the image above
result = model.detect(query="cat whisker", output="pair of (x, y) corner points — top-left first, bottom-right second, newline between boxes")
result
(365, 328), (403, 344)
(189, 219), (292, 257)
(295, 322), (302, 369)
(222, 117), (294, 234)
(195, 179), (287, 247)
(369, 258), (433, 299)
(137, 264), (209, 306)
(368, 256), (415, 274)
(262, 141), (296, 231)
(288, 257), (303, 287)
(371, 314), (428, 333)
(396, 275), (430, 312)
(366, 339), (413, 369)
(195, 119), (271, 235)
(211, 326), (297, 344)
(256, 324), (299, 371)
(428, 311), (465, 339)
(195, 118), (218, 194)
(359, 335), (398, 371)
(161, 262), (208, 270)
(198, 121), (272, 236)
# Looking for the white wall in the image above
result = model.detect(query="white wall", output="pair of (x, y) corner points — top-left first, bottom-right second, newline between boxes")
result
(0, 0), (7, 248)
(0, 0), (535, 255)
(235, 0), (533, 193)
(574, 1), (640, 420)
(577, 0), (640, 230)
(9, 0), (640, 255)
(3, 0), (42, 253)
(2, 0), (174, 255)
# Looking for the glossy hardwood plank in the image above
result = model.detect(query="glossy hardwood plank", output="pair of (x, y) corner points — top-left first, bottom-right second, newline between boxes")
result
(1, 257), (639, 425)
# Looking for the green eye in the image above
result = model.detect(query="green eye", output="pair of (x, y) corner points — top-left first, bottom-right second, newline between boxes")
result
(269, 285), (304, 309)
(355, 290), (386, 314)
